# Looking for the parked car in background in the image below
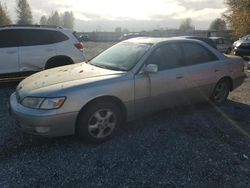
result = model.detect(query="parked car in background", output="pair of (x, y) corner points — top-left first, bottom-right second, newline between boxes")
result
(119, 33), (145, 41)
(9, 37), (246, 143)
(0, 25), (85, 82)
(209, 37), (232, 54)
(232, 34), (250, 56)
(78, 34), (90, 42)
(179, 36), (217, 49)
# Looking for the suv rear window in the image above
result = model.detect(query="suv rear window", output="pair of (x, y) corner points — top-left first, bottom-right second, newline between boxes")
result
(52, 31), (69, 43)
(18, 29), (69, 46)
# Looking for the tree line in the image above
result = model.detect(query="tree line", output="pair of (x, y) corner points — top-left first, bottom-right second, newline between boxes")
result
(0, 0), (75, 29)
(1, 0), (250, 38)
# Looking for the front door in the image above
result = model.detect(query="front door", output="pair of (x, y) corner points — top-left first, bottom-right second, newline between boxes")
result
(0, 30), (19, 74)
(134, 43), (188, 116)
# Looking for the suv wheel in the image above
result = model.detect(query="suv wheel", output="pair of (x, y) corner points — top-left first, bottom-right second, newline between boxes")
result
(211, 79), (230, 106)
(45, 58), (72, 69)
(76, 101), (122, 143)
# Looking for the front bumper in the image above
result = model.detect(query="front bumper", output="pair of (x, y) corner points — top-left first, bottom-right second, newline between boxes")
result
(9, 93), (78, 137)
(233, 47), (250, 56)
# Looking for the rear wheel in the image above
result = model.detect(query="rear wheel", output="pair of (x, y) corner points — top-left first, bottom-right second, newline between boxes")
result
(45, 58), (72, 69)
(211, 79), (230, 106)
(76, 101), (122, 143)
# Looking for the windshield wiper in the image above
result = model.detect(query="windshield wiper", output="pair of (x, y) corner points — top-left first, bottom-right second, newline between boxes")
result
(89, 62), (126, 71)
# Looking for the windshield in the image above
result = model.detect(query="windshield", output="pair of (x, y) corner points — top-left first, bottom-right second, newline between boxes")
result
(90, 42), (152, 71)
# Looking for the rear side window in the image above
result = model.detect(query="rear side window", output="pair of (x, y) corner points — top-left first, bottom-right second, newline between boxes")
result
(18, 29), (69, 46)
(19, 29), (53, 46)
(181, 43), (218, 66)
(52, 31), (69, 43)
(0, 30), (19, 48)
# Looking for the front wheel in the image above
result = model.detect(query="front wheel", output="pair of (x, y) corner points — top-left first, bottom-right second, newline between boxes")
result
(76, 101), (122, 143)
(211, 79), (230, 106)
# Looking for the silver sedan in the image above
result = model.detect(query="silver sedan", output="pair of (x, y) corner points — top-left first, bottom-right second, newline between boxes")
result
(9, 37), (246, 143)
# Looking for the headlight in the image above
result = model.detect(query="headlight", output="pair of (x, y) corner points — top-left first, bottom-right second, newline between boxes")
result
(21, 97), (66, 109)
(21, 97), (44, 109)
(40, 97), (66, 109)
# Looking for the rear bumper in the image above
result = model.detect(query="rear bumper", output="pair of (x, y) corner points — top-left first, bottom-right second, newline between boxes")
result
(9, 93), (78, 137)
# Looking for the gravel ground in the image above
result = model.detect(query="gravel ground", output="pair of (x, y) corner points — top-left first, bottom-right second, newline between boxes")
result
(0, 42), (250, 187)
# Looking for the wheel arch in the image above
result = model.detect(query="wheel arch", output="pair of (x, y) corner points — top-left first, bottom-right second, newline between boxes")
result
(218, 76), (233, 91)
(76, 95), (128, 126)
(45, 55), (74, 69)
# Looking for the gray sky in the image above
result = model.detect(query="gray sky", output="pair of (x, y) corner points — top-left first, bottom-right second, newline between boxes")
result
(2, 0), (226, 31)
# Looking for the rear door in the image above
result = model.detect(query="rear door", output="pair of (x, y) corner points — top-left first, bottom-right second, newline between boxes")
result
(180, 42), (221, 103)
(18, 29), (56, 72)
(0, 29), (19, 74)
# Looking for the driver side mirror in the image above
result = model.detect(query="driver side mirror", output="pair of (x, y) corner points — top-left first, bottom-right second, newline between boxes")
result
(143, 64), (158, 74)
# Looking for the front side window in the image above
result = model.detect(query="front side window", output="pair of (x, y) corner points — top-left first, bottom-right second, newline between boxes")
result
(181, 42), (218, 66)
(0, 30), (19, 48)
(90, 42), (151, 71)
(146, 43), (183, 71)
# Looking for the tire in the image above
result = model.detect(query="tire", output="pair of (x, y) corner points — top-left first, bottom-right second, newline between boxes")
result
(45, 58), (72, 69)
(225, 47), (232, 54)
(211, 79), (230, 106)
(76, 101), (122, 143)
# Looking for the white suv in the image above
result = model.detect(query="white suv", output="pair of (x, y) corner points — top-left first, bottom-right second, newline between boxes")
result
(0, 25), (85, 80)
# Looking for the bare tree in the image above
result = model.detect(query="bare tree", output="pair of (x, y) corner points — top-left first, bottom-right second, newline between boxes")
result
(209, 18), (227, 31)
(224, 0), (250, 38)
(179, 18), (195, 32)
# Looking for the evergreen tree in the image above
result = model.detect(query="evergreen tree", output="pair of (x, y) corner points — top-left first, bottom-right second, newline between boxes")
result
(47, 11), (61, 26)
(0, 2), (12, 25)
(16, 0), (33, 25)
(39, 15), (47, 25)
(63, 11), (74, 29)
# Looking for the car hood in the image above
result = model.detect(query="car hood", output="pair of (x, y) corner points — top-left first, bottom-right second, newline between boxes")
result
(17, 62), (124, 97)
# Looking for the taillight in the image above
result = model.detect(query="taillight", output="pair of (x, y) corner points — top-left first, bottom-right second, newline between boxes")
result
(74, 42), (84, 51)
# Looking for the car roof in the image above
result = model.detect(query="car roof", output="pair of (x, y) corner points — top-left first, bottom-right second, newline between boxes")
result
(0, 25), (72, 32)
(124, 37), (202, 45)
(124, 36), (217, 47)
